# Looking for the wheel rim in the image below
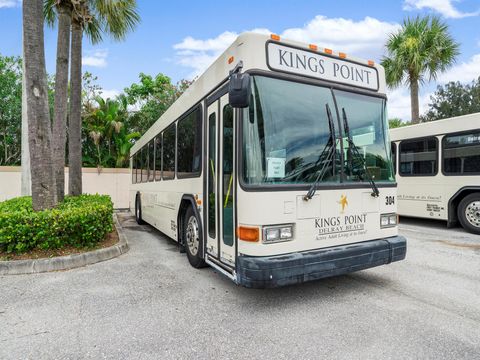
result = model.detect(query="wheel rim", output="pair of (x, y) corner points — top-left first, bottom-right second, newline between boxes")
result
(465, 201), (480, 228)
(186, 216), (200, 256)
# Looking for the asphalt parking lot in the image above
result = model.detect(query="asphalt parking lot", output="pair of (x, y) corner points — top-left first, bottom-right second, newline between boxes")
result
(1, 213), (479, 360)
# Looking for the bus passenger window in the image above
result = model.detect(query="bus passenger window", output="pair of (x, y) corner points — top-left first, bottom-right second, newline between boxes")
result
(399, 137), (438, 176)
(177, 106), (202, 177)
(136, 150), (142, 183)
(131, 154), (136, 184)
(163, 124), (176, 180)
(148, 140), (154, 182)
(391, 142), (396, 175)
(155, 136), (162, 181)
(443, 131), (480, 175)
(142, 147), (148, 183)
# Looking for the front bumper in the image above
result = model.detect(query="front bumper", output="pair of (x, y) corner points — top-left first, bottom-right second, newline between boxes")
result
(236, 236), (407, 288)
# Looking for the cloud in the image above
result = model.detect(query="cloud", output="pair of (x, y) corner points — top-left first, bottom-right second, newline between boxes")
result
(437, 53), (480, 83)
(100, 89), (120, 100)
(83, 49), (108, 68)
(403, 0), (479, 19)
(0, 0), (19, 8)
(387, 88), (431, 121)
(173, 15), (400, 79)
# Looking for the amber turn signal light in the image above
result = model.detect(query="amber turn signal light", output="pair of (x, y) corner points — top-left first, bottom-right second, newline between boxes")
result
(238, 226), (260, 242)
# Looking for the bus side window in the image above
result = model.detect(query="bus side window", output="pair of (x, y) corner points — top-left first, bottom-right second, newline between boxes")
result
(162, 123), (176, 180)
(177, 106), (202, 178)
(148, 140), (154, 182)
(142, 147), (148, 183)
(399, 137), (438, 176)
(443, 131), (480, 175)
(155, 136), (162, 181)
(391, 142), (396, 175)
(131, 154), (136, 184)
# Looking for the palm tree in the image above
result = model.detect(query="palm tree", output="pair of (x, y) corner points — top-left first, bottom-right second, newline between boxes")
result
(44, 0), (73, 202)
(23, 0), (57, 210)
(83, 95), (140, 168)
(381, 16), (459, 123)
(68, 0), (140, 195)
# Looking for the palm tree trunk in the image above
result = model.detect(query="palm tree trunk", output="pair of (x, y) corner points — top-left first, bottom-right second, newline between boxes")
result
(52, 4), (72, 202)
(22, 0), (57, 210)
(21, 35), (31, 196)
(68, 20), (83, 196)
(410, 79), (420, 124)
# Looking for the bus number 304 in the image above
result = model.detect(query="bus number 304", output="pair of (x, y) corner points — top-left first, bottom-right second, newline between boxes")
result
(385, 196), (395, 205)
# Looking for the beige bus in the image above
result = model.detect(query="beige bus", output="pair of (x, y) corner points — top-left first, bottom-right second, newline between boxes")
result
(130, 32), (406, 288)
(390, 112), (480, 234)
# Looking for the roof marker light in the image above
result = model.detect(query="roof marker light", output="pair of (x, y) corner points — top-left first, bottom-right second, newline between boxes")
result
(270, 34), (280, 41)
(309, 44), (318, 51)
(324, 48), (333, 55)
(339, 52), (347, 59)
(368, 60), (375, 66)
(228, 56), (234, 64)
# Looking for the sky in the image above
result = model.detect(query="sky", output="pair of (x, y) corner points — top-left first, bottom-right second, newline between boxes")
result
(0, 0), (479, 120)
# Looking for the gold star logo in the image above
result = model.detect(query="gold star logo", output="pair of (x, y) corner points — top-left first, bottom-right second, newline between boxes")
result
(338, 194), (348, 213)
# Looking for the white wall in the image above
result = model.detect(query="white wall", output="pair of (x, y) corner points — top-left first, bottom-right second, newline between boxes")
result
(0, 166), (131, 209)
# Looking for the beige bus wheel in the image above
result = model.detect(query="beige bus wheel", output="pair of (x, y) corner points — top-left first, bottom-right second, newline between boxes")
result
(458, 193), (480, 235)
(184, 206), (206, 268)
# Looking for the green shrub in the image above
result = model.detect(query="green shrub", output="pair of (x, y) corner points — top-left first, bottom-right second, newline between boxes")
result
(0, 194), (113, 254)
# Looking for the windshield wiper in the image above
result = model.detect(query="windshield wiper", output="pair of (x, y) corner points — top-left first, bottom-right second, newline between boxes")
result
(304, 103), (336, 201)
(342, 108), (379, 197)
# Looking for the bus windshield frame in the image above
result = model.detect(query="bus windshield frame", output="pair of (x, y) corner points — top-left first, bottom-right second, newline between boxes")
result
(240, 74), (394, 189)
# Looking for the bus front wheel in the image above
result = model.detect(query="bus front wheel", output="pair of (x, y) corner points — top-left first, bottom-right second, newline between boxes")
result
(135, 195), (145, 225)
(184, 206), (206, 268)
(458, 193), (480, 235)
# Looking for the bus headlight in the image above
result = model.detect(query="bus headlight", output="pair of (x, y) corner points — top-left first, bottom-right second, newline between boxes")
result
(263, 224), (294, 243)
(380, 213), (397, 228)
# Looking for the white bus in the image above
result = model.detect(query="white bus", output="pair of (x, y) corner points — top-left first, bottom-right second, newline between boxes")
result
(391, 112), (480, 234)
(130, 33), (406, 288)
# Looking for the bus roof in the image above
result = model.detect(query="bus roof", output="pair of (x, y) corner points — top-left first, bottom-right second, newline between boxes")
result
(132, 32), (386, 154)
(390, 112), (480, 141)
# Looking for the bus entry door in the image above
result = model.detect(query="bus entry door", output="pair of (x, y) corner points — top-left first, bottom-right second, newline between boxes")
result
(205, 94), (236, 268)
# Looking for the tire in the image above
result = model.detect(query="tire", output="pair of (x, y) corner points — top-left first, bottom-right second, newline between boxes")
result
(135, 195), (145, 225)
(183, 206), (206, 268)
(457, 193), (480, 235)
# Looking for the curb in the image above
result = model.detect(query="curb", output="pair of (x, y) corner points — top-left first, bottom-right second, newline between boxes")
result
(0, 213), (129, 275)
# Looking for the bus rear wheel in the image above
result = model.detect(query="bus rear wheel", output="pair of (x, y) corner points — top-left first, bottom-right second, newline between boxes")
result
(184, 206), (206, 268)
(135, 195), (145, 225)
(458, 193), (480, 235)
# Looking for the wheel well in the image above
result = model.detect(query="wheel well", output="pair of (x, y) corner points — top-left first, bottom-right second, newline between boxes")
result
(448, 188), (480, 227)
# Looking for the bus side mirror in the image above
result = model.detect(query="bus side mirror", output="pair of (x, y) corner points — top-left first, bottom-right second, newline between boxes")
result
(228, 72), (251, 108)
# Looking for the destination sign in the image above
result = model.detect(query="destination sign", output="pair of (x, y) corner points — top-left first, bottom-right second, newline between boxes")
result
(267, 42), (379, 91)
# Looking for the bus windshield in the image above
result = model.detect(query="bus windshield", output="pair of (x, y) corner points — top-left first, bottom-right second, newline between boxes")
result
(242, 75), (394, 186)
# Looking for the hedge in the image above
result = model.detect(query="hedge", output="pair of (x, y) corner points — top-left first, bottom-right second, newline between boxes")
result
(0, 194), (113, 254)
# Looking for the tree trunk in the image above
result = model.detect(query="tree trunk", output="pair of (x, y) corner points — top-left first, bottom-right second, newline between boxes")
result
(52, 4), (72, 202)
(22, 0), (57, 210)
(21, 36), (31, 196)
(68, 20), (83, 196)
(410, 79), (420, 124)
